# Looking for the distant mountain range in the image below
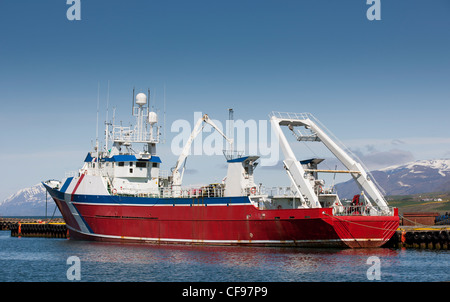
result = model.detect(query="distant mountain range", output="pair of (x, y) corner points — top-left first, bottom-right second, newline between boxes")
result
(0, 184), (61, 217)
(335, 159), (450, 199)
(1, 159), (450, 216)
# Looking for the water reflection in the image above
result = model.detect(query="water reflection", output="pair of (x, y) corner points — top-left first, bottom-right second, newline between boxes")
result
(2, 231), (448, 282)
(62, 240), (408, 281)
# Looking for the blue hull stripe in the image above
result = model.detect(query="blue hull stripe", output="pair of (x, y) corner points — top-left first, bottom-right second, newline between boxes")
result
(71, 203), (95, 233)
(43, 184), (251, 206)
(70, 194), (250, 206)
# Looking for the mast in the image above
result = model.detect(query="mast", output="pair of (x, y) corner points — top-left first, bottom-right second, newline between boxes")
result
(105, 80), (110, 154)
(95, 82), (100, 156)
(109, 89), (159, 156)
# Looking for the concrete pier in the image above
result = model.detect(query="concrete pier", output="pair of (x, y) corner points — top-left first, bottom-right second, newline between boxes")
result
(384, 226), (450, 250)
(1, 218), (68, 239)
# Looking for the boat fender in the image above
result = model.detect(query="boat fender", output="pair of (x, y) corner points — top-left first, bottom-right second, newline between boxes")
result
(413, 232), (420, 243)
(432, 232), (440, 243)
(419, 233), (426, 242)
(439, 231), (448, 243)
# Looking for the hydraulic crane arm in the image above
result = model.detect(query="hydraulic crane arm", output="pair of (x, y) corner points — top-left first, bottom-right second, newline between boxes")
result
(270, 116), (321, 208)
(172, 114), (233, 196)
(302, 118), (389, 210)
(270, 112), (390, 213)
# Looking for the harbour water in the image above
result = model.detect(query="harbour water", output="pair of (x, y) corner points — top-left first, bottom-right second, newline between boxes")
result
(1, 230), (449, 283)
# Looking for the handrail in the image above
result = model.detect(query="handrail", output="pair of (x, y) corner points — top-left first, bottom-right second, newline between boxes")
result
(333, 205), (394, 216)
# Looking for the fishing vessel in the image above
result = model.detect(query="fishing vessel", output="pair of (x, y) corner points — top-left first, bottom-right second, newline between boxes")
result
(43, 91), (399, 248)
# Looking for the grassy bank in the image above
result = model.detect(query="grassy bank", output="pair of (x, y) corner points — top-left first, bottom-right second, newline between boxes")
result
(386, 191), (450, 215)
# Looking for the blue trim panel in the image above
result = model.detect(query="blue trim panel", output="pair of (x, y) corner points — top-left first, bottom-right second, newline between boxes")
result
(147, 156), (162, 163)
(84, 153), (94, 162)
(110, 155), (137, 162)
(60, 177), (73, 193)
(226, 156), (249, 163)
(102, 155), (162, 163)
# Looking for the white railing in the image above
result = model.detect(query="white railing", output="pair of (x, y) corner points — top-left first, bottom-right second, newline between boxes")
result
(111, 185), (226, 199)
(333, 205), (395, 216)
(223, 150), (245, 161)
(111, 125), (159, 143)
(166, 186), (226, 198)
(269, 111), (313, 121)
(260, 186), (298, 197)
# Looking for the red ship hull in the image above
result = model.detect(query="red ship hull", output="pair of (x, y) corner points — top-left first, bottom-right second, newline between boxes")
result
(48, 187), (399, 248)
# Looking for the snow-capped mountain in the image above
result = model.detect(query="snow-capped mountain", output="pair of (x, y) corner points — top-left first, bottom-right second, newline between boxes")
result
(335, 159), (450, 198)
(380, 159), (450, 177)
(0, 184), (61, 216)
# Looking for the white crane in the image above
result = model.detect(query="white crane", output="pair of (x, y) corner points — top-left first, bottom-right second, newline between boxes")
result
(270, 112), (391, 214)
(171, 114), (233, 197)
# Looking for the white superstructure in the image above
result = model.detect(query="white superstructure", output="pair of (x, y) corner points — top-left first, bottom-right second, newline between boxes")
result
(81, 90), (162, 196)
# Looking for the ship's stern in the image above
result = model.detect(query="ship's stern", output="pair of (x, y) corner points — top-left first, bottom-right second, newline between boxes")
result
(328, 208), (400, 248)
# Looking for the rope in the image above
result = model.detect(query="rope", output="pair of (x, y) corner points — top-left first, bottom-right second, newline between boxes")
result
(49, 204), (58, 222)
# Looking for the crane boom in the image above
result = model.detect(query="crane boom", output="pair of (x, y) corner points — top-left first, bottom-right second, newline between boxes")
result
(304, 118), (389, 210)
(270, 116), (321, 208)
(172, 114), (233, 197)
(270, 112), (391, 214)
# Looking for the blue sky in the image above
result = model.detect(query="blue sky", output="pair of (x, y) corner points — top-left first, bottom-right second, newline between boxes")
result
(1, 0), (450, 202)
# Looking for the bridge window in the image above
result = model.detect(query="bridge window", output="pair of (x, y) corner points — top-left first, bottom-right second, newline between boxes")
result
(136, 162), (147, 168)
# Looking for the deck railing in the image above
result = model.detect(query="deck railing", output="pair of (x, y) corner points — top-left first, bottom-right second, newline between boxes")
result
(332, 205), (395, 216)
(162, 186), (226, 198)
